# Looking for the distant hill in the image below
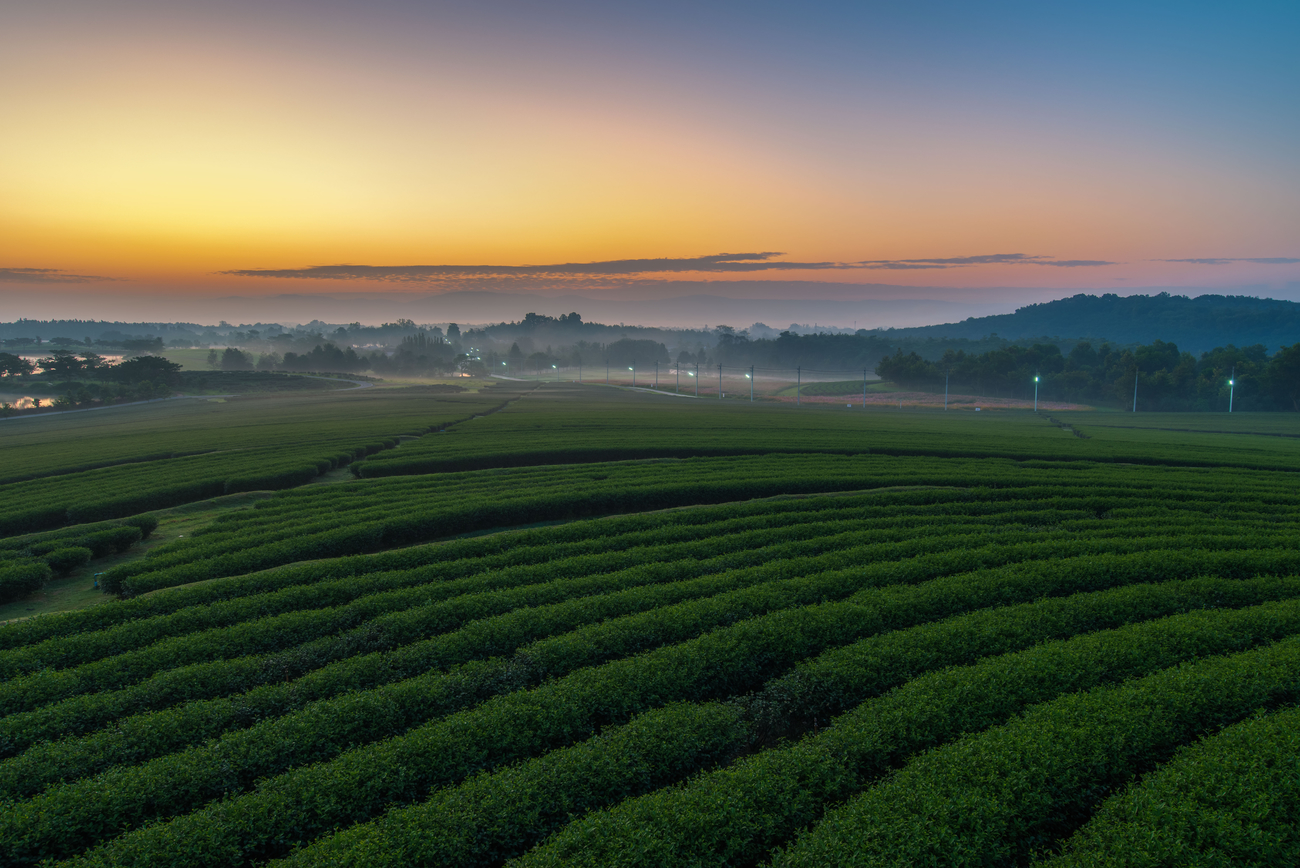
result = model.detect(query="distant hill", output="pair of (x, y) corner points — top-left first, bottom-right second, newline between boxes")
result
(867, 293), (1300, 355)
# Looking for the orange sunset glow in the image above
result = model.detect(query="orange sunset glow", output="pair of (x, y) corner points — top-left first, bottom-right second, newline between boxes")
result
(3, 1), (1298, 324)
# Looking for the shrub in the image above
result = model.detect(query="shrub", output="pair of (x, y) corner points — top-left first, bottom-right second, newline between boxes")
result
(43, 547), (93, 575)
(121, 515), (159, 538)
(0, 562), (52, 605)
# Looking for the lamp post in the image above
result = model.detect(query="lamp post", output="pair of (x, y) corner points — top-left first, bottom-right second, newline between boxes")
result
(1033, 375), (1040, 413)
(862, 369), (867, 410)
(1132, 368), (1139, 413)
(718, 364), (722, 399)
(605, 360), (609, 385)
(796, 366), (801, 407)
(629, 366), (635, 387)
(749, 366), (754, 402)
(676, 364), (679, 393)
(1229, 367), (1235, 413)
(654, 361), (658, 390)
(693, 364), (698, 397)
(944, 369), (949, 411)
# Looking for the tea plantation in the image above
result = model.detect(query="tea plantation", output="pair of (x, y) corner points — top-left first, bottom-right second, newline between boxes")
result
(1, 382), (1297, 866)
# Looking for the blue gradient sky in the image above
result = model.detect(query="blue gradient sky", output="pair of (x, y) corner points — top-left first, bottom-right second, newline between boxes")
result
(2, 0), (1297, 320)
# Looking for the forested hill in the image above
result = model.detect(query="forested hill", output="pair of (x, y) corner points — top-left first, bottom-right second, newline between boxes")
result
(869, 293), (1300, 354)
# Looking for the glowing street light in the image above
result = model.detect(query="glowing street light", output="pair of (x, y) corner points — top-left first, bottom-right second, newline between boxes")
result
(629, 366), (635, 388)
(1229, 377), (1235, 413)
(1033, 375), (1040, 412)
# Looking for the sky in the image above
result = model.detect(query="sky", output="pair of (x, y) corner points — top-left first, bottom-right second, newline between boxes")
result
(2, 0), (1298, 325)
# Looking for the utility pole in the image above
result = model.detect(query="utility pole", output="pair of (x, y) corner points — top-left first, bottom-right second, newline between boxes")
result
(1132, 368), (1138, 413)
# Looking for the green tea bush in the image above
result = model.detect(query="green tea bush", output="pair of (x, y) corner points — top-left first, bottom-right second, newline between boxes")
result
(1045, 705), (1300, 867)
(42, 547), (92, 575)
(0, 562), (52, 605)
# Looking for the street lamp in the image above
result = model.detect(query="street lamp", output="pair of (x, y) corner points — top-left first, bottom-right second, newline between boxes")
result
(1033, 375), (1040, 413)
(629, 366), (635, 388)
(747, 366), (753, 402)
(1228, 377), (1235, 413)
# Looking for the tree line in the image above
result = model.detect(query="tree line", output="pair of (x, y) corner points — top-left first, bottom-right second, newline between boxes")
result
(876, 340), (1300, 411)
(0, 351), (182, 415)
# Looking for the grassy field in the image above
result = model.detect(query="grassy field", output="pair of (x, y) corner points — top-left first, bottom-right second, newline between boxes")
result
(0, 384), (1296, 866)
(0, 384), (523, 528)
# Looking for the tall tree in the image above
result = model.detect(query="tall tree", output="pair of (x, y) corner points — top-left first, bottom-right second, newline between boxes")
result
(220, 347), (254, 371)
(0, 352), (35, 377)
(1269, 344), (1300, 411)
(113, 355), (183, 384)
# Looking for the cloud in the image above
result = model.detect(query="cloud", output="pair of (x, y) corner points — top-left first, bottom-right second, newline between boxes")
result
(1159, 257), (1300, 265)
(224, 251), (1117, 282)
(222, 253), (844, 281)
(0, 267), (116, 283)
(855, 254), (1116, 269)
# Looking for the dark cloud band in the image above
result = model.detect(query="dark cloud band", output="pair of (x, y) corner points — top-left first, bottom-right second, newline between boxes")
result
(856, 254), (1115, 269)
(223, 251), (1116, 281)
(222, 253), (840, 280)
(1159, 257), (1300, 265)
(0, 268), (115, 284)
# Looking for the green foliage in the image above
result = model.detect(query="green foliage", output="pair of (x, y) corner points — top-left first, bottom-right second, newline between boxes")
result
(42, 547), (92, 575)
(0, 387), (521, 536)
(352, 386), (1300, 480)
(111, 354), (183, 384)
(0, 562), (52, 605)
(771, 637), (1300, 867)
(1045, 705), (1300, 867)
(2, 386), (1300, 865)
(875, 337), (1299, 411)
(518, 594), (1300, 868)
